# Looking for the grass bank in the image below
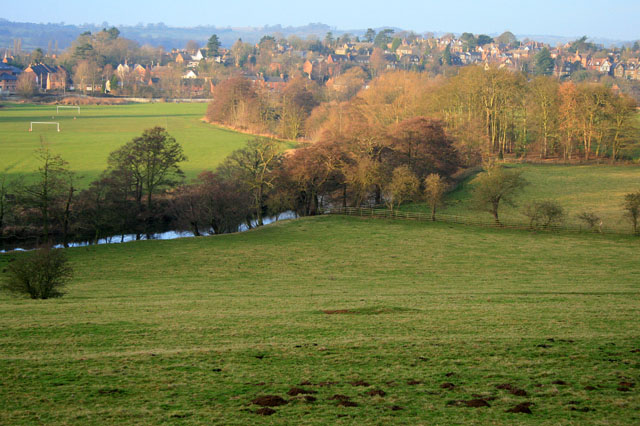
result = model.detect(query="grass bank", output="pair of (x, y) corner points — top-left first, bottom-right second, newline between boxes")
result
(1, 216), (638, 424)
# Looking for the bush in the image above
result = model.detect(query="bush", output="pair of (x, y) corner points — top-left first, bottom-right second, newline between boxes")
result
(577, 211), (602, 233)
(623, 191), (640, 235)
(523, 200), (565, 230)
(2, 247), (73, 299)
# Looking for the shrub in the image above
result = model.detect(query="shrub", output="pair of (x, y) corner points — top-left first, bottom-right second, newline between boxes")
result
(523, 200), (565, 230)
(2, 247), (73, 299)
(577, 211), (602, 233)
(623, 191), (640, 235)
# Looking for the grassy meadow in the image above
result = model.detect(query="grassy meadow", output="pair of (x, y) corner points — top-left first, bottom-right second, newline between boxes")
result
(1, 216), (639, 424)
(0, 102), (254, 184)
(405, 164), (640, 232)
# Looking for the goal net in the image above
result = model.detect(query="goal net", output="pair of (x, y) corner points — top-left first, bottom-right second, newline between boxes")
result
(30, 122), (60, 132)
(56, 105), (80, 114)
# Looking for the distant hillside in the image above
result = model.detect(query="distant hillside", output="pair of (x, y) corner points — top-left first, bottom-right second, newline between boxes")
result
(0, 20), (358, 51)
(0, 19), (633, 52)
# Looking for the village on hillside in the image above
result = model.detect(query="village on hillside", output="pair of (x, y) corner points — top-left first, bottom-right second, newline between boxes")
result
(1, 29), (640, 99)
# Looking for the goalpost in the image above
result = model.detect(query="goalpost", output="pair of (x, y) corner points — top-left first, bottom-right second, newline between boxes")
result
(56, 105), (80, 114)
(30, 122), (60, 132)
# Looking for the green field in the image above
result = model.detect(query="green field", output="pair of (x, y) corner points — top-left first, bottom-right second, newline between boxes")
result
(0, 102), (253, 184)
(405, 164), (640, 232)
(1, 216), (638, 424)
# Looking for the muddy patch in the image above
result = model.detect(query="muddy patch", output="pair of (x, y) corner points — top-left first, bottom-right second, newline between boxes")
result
(255, 407), (276, 416)
(390, 405), (403, 411)
(287, 387), (317, 396)
(506, 402), (533, 414)
(329, 394), (352, 402)
(407, 379), (422, 385)
(496, 383), (528, 397)
(440, 382), (455, 390)
(584, 385), (597, 391)
(251, 395), (287, 407)
(552, 380), (567, 385)
(338, 400), (358, 407)
(366, 389), (386, 397)
(350, 380), (370, 387)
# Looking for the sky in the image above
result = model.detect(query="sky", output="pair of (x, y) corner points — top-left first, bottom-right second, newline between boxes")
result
(5, 0), (640, 41)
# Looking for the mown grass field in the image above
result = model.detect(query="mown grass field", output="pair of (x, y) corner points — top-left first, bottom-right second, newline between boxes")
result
(0, 102), (253, 185)
(405, 164), (640, 232)
(1, 216), (638, 424)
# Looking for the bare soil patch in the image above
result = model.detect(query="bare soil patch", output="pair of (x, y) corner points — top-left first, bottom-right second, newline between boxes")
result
(251, 395), (287, 407)
(496, 383), (528, 396)
(287, 387), (317, 396)
(506, 402), (533, 414)
(255, 407), (276, 416)
(440, 382), (455, 390)
(350, 380), (370, 387)
(366, 389), (386, 397)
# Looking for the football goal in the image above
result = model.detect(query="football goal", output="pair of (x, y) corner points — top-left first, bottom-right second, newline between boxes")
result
(30, 122), (60, 132)
(56, 105), (80, 114)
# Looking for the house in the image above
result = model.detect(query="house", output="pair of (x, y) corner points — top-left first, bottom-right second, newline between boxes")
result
(0, 63), (22, 77)
(613, 63), (625, 78)
(23, 64), (67, 91)
(0, 73), (17, 93)
(192, 50), (204, 61)
(264, 75), (287, 91)
(183, 70), (198, 79)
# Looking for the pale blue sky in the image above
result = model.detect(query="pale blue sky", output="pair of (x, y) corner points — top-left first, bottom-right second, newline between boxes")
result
(5, 0), (640, 40)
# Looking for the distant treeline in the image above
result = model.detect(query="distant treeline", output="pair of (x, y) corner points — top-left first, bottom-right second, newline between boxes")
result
(207, 67), (640, 162)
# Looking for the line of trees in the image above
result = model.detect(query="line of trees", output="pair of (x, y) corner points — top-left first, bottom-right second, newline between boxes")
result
(207, 68), (639, 163)
(0, 116), (462, 249)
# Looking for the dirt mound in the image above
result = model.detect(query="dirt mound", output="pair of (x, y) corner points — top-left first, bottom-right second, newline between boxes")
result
(287, 387), (317, 396)
(407, 380), (422, 385)
(506, 402), (533, 414)
(350, 380), (370, 387)
(299, 380), (313, 386)
(584, 385), (597, 391)
(366, 389), (386, 397)
(304, 396), (317, 402)
(496, 383), (528, 396)
(318, 381), (338, 387)
(251, 395), (288, 407)
(329, 394), (351, 402)
(390, 405), (403, 411)
(448, 399), (490, 408)
(617, 386), (631, 392)
(552, 380), (567, 385)
(255, 407), (276, 415)
(323, 309), (352, 315)
(445, 372), (455, 377)
(619, 381), (634, 387)
(338, 400), (358, 407)
(440, 382), (455, 389)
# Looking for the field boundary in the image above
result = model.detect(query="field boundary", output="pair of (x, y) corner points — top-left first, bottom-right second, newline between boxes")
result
(324, 206), (634, 236)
